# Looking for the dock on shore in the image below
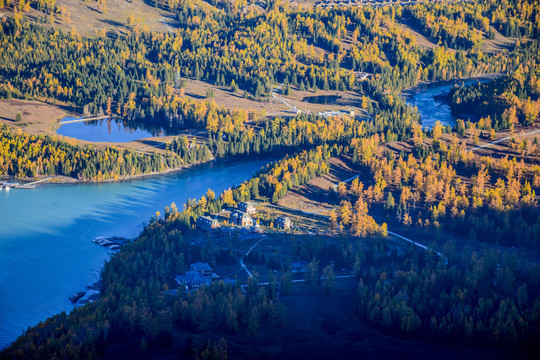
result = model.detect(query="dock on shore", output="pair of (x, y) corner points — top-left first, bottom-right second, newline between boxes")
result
(1, 177), (53, 190)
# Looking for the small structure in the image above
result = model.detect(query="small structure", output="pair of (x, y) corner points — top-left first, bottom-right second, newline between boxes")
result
(291, 261), (308, 274)
(238, 201), (257, 215)
(318, 110), (342, 118)
(197, 215), (220, 231)
(176, 262), (215, 290)
(231, 210), (252, 227)
(276, 216), (292, 230)
(176, 271), (210, 290)
(190, 262), (213, 278)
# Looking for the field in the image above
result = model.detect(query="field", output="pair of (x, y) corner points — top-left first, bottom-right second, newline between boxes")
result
(180, 78), (368, 118)
(0, 0), (174, 35)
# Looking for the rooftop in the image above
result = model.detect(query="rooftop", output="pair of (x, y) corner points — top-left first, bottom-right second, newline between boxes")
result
(191, 262), (212, 272)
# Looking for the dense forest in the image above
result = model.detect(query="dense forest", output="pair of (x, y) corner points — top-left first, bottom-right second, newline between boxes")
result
(3, 156), (540, 357)
(0, 144), (337, 358)
(355, 242), (540, 351)
(450, 50), (540, 129)
(1, 0), (540, 358)
(0, 1), (521, 136)
(405, 0), (540, 50)
(0, 125), (213, 180)
(348, 131), (540, 247)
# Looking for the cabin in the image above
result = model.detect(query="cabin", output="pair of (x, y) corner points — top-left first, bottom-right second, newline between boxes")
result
(231, 210), (252, 227)
(176, 271), (210, 290)
(276, 216), (292, 230)
(238, 201), (257, 215)
(190, 262), (213, 278)
(197, 216), (220, 231)
(291, 261), (308, 274)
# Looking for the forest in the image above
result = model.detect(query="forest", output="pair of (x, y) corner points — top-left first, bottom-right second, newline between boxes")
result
(1, 0), (540, 358)
(0, 125), (212, 180)
(0, 1), (524, 135)
(450, 51), (540, 129)
(347, 130), (540, 247)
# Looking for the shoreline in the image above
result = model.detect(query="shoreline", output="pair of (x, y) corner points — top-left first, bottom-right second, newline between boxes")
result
(1, 160), (213, 186)
(1, 156), (273, 187)
(401, 72), (503, 93)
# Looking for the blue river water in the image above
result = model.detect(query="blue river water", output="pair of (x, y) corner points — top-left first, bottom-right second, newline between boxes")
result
(0, 159), (268, 348)
(404, 77), (493, 128)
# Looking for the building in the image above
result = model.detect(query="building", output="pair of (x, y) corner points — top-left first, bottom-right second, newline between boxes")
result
(276, 216), (292, 230)
(291, 261), (308, 274)
(231, 210), (252, 227)
(175, 271), (210, 290)
(176, 262), (214, 290)
(197, 215), (220, 231)
(238, 201), (257, 215)
(190, 262), (213, 278)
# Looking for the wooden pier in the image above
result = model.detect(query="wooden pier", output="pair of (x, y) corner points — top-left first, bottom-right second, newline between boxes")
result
(1, 177), (53, 190)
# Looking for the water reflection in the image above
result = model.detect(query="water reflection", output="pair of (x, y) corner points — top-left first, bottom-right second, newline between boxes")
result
(56, 117), (181, 142)
(303, 95), (342, 104)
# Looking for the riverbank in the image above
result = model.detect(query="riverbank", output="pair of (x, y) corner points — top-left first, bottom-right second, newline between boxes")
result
(0, 154), (277, 188)
(401, 73), (503, 93)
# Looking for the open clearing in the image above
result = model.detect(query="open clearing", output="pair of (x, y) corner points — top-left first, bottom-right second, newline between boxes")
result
(180, 77), (367, 118)
(0, 0), (174, 35)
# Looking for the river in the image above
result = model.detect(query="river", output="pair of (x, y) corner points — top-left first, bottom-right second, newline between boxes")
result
(0, 159), (268, 348)
(403, 76), (494, 128)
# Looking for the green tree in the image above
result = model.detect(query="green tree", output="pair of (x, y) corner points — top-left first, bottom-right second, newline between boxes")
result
(322, 265), (335, 293)
(385, 192), (395, 210)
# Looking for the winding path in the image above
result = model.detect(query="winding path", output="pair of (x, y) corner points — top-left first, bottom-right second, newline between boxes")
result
(240, 236), (266, 278)
(272, 85), (309, 114)
(468, 128), (540, 152)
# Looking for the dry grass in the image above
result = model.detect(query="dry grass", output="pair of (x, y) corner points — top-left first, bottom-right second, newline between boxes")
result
(1, 0), (174, 36)
(276, 156), (356, 215)
(396, 18), (438, 49)
(0, 98), (69, 136)
(481, 26), (519, 54)
(181, 77), (368, 118)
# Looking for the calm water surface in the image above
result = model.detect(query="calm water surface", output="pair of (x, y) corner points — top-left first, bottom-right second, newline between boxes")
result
(303, 95), (342, 104)
(403, 77), (493, 128)
(56, 117), (180, 142)
(0, 159), (268, 348)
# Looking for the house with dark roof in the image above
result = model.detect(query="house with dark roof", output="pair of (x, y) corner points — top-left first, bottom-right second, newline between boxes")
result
(190, 262), (213, 278)
(197, 215), (220, 231)
(291, 261), (308, 274)
(176, 271), (210, 290)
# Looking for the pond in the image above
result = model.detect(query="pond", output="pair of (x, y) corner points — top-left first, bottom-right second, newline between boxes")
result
(56, 117), (181, 142)
(402, 76), (495, 128)
(303, 95), (342, 104)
